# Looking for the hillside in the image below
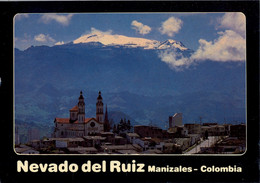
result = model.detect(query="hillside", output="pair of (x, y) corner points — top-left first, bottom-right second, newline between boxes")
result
(14, 36), (246, 129)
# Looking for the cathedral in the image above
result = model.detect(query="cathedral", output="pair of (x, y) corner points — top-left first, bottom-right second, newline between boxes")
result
(53, 91), (110, 138)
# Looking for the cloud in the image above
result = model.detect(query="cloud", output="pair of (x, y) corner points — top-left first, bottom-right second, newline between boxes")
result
(15, 14), (29, 21)
(159, 30), (245, 70)
(131, 20), (151, 35)
(217, 12), (245, 37)
(159, 50), (193, 71)
(88, 27), (113, 35)
(40, 14), (73, 26)
(34, 34), (55, 43)
(191, 13), (246, 62)
(191, 30), (245, 62)
(159, 16), (183, 37)
(16, 33), (57, 50)
(158, 13), (246, 71)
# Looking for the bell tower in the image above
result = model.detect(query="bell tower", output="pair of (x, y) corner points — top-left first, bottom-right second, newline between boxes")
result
(77, 91), (85, 123)
(96, 91), (104, 123)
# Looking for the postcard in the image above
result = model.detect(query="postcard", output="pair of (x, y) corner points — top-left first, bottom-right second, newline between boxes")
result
(14, 12), (246, 156)
(0, 1), (259, 183)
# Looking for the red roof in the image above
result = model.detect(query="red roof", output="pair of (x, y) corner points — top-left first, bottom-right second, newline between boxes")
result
(55, 118), (70, 123)
(70, 105), (78, 111)
(55, 117), (102, 124)
(85, 118), (93, 123)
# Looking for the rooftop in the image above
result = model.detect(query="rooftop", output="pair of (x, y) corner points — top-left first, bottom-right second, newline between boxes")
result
(67, 147), (98, 154)
(126, 133), (140, 137)
(55, 117), (102, 124)
(101, 144), (137, 150)
(70, 105), (78, 111)
(83, 136), (106, 140)
(47, 137), (85, 142)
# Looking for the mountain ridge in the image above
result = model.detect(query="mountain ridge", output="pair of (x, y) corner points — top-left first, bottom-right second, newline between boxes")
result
(71, 33), (189, 51)
(14, 39), (246, 129)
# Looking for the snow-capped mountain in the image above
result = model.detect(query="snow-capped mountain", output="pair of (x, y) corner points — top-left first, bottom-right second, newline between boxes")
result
(73, 33), (188, 50)
(15, 37), (246, 127)
(157, 39), (188, 51)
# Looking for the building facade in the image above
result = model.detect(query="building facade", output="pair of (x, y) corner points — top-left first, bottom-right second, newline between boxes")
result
(134, 125), (163, 139)
(184, 123), (201, 134)
(53, 91), (106, 138)
(169, 113), (183, 128)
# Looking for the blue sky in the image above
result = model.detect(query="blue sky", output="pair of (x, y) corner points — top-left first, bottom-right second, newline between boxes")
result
(14, 13), (233, 50)
(15, 13), (246, 70)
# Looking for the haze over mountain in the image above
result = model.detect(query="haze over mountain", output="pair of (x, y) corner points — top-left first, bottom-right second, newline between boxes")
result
(15, 33), (246, 129)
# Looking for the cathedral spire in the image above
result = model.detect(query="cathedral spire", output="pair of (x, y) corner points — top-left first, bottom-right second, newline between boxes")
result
(104, 104), (110, 132)
(105, 104), (108, 121)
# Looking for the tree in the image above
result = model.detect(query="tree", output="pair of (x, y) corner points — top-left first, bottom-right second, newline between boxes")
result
(117, 123), (120, 133)
(117, 118), (133, 134)
(127, 120), (132, 132)
(109, 119), (114, 131)
(112, 124), (117, 134)
(205, 130), (208, 140)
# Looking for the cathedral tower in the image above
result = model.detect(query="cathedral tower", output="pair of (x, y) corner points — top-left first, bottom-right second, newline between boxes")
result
(96, 91), (104, 123)
(77, 91), (85, 123)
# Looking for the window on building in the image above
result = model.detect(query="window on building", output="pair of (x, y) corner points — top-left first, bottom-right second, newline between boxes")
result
(90, 122), (95, 127)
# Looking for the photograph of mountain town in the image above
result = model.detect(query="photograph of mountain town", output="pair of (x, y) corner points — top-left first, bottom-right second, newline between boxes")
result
(14, 13), (246, 155)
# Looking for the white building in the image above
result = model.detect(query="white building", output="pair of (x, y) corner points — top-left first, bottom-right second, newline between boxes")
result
(53, 91), (105, 138)
(133, 137), (164, 151)
(126, 133), (140, 144)
(169, 113), (183, 128)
